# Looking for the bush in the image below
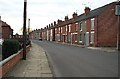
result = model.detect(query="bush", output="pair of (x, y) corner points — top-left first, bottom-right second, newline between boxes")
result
(2, 39), (19, 60)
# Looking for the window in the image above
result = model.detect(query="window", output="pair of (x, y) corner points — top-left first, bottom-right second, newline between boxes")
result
(91, 18), (95, 30)
(55, 28), (57, 33)
(67, 25), (69, 32)
(51, 29), (52, 36)
(90, 31), (94, 44)
(66, 25), (67, 32)
(80, 33), (82, 42)
(69, 24), (71, 32)
(75, 23), (78, 31)
(61, 27), (62, 33)
(79, 22), (82, 31)
(75, 34), (77, 42)
(68, 34), (71, 42)
(59, 27), (60, 33)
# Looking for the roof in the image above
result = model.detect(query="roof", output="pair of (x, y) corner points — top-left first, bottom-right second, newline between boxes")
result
(0, 20), (10, 27)
(62, 19), (73, 26)
(75, 2), (117, 22)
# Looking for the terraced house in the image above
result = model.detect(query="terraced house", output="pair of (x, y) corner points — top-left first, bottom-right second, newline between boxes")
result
(75, 2), (119, 47)
(46, 23), (55, 41)
(54, 19), (62, 42)
(30, 1), (120, 47)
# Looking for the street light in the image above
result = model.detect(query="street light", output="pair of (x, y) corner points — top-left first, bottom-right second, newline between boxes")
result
(115, 1), (120, 51)
(28, 18), (30, 40)
(23, 0), (27, 60)
(28, 19), (30, 34)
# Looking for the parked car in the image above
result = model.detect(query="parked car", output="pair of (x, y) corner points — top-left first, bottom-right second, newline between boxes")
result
(39, 38), (42, 41)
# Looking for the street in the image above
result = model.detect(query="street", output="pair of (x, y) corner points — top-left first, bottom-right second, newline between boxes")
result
(32, 40), (118, 77)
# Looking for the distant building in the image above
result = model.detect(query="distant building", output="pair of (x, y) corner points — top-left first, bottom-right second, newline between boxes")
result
(0, 20), (13, 39)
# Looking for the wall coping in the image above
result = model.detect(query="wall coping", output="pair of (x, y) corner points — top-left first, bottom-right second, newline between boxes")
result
(0, 49), (23, 67)
(0, 45), (30, 67)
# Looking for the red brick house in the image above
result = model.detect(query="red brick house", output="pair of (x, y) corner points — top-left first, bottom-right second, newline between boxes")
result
(60, 12), (79, 44)
(54, 19), (63, 42)
(61, 16), (71, 43)
(31, 1), (119, 48)
(50, 23), (55, 41)
(42, 27), (47, 40)
(46, 25), (49, 41)
(29, 29), (42, 40)
(29, 31), (34, 39)
(75, 1), (119, 47)
(0, 20), (13, 39)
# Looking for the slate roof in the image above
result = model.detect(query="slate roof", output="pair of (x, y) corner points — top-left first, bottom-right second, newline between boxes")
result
(43, 1), (118, 30)
(75, 2), (117, 22)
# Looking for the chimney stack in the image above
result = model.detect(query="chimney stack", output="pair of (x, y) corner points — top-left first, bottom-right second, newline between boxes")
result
(65, 16), (69, 21)
(54, 21), (56, 26)
(51, 23), (53, 27)
(57, 19), (62, 24)
(49, 24), (51, 28)
(46, 25), (48, 28)
(84, 7), (91, 15)
(73, 12), (78, 18)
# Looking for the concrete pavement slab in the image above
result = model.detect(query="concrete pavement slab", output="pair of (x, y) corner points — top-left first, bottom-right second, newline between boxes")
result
(4, 42), (53, 77)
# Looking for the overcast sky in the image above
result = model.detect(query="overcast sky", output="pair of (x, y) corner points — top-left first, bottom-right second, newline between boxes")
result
(0, 0), (117, 34)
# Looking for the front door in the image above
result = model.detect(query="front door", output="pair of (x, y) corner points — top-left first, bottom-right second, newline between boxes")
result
(85, 32), (89, 46)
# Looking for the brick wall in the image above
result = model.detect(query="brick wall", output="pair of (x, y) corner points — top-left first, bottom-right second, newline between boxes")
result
(97, 3), (118, 47)
(2, 26), (13, 39)
(0, 46), (30, 77)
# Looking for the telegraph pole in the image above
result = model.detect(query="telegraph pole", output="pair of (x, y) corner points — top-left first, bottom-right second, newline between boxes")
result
(23, 0), (27, 60)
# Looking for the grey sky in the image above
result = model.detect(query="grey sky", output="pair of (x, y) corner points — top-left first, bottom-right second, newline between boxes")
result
(0, 0), (116, 34)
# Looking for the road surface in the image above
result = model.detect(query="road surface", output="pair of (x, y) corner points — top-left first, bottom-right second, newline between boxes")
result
(32, 40), (118, 77)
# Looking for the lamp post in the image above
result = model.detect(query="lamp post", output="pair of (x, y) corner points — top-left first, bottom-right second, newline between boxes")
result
(23, 0), (27, 60)
(28, 18), (30, 40)
(115, 1), (120, 51)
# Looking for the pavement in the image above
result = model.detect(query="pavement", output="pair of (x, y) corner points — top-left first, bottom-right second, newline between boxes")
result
(56, 42), (118, 53)
(4, 42), (53, 77)
(87, 47), (117, 53)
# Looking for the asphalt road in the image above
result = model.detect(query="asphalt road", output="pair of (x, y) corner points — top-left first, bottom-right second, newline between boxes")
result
(32, 40), (118, 77)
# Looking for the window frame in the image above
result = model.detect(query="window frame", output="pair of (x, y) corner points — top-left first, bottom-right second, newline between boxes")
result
(90, 31), (94, 44)
(91, 18), (95, 30)
(79, 22), (82, 31)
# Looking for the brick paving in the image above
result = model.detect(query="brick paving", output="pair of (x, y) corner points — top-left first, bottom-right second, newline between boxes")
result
(4, 42), (53, 77)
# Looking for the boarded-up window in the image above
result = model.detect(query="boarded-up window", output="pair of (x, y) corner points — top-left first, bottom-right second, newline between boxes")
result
(69, 25), (71, 32)
(91, 18), (95, 30)
(90, 31), (94, 44)
(80, 33), (82, 41)
(79, 22), (82, 31)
